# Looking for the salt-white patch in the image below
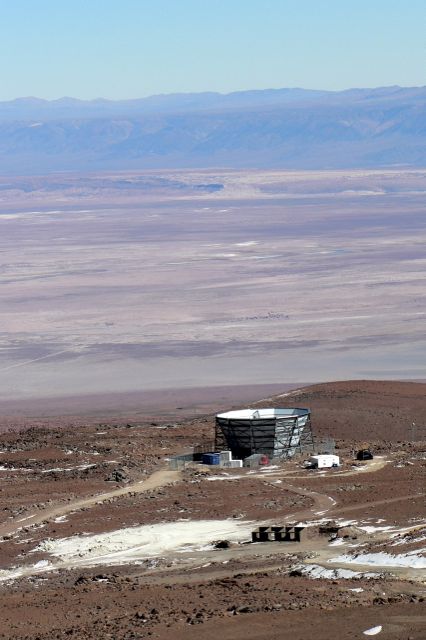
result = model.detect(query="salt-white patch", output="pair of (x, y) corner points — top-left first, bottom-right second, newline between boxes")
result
(349, 587), (364, 593)
(212, 253), (237, 258)
(363, 625), (382, 636)
(333, 549), (426, 569)
(35, 519), (254, 568)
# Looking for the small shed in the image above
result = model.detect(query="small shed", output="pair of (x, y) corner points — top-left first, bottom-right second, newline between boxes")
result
(309, 454), (340, 469)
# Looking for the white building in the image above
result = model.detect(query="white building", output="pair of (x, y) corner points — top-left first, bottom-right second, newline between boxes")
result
(308, 454), (340, 469)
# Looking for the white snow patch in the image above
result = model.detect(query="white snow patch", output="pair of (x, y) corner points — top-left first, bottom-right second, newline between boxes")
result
(35, 519), (254, 568)
(329, 538), (346, 546)
(41, 464), (96, 473)
(333, 549), (426, 569)
(206, 475), (245, 481)
(0, 567), (25, 582)
(359, 525), (395, 534)
(53, 516), (68, 524)
(33, 560), (50, 569)
(363, 625), (382, 636)
(296, 564), (378, 580)
(0, 560), (53, 583)
(391, 534), (426, 547)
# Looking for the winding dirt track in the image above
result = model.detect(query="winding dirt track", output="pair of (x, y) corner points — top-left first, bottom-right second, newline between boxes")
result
(1, 460), (424, 584)
(0, 469), (181, 538)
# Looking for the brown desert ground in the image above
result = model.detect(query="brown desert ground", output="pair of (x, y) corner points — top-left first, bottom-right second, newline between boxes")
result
(0, 380), (425, 639)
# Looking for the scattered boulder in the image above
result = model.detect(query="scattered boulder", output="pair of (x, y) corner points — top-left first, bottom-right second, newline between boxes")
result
(105, 467), (130, 482)
(337, 525), (363, 539)
(213, 539), (233, 549)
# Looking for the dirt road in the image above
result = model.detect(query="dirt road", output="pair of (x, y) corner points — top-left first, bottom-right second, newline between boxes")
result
(0, 468), (181, 538)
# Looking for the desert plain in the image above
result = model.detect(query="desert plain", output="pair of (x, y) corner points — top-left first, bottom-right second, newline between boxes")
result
(0, 168), (424, 411)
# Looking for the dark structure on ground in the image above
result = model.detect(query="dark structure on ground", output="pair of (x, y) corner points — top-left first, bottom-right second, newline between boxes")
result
(357, 448), (373, 461)
(215, 408), (314, 459)
(251, 525), (305, 543)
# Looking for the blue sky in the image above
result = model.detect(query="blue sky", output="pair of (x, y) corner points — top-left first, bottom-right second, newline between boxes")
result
(0, 0), (425, 100)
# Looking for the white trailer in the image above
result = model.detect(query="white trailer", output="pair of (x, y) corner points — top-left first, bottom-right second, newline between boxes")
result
(308, 454), (340, 469)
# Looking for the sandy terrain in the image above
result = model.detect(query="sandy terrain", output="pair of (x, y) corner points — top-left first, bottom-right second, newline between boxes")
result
(0, 380), (425, 639)
(0, 169), (425, 409)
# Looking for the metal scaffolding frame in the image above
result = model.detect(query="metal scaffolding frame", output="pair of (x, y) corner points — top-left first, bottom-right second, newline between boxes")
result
(215, 408), (314, 459)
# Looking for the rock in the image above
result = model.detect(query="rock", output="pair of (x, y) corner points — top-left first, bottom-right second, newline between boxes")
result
(134, 612), (147, 620)
(105, 467), (130, 482)
(214, 539), (232, 549)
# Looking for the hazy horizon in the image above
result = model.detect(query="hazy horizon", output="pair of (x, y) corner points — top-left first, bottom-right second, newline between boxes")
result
(1, 1), (425, 101)
(3, 83), (425, 103)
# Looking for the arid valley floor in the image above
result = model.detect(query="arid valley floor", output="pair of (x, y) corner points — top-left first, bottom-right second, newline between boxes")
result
(0, 380), (425, 639)
(0, 169), (425, 409)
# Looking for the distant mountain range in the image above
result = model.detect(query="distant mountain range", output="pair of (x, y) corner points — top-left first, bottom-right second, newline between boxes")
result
(0, 86), (424, 174)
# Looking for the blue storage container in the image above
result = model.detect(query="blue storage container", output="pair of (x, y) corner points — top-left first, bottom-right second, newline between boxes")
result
(202, 453), (221, 465)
